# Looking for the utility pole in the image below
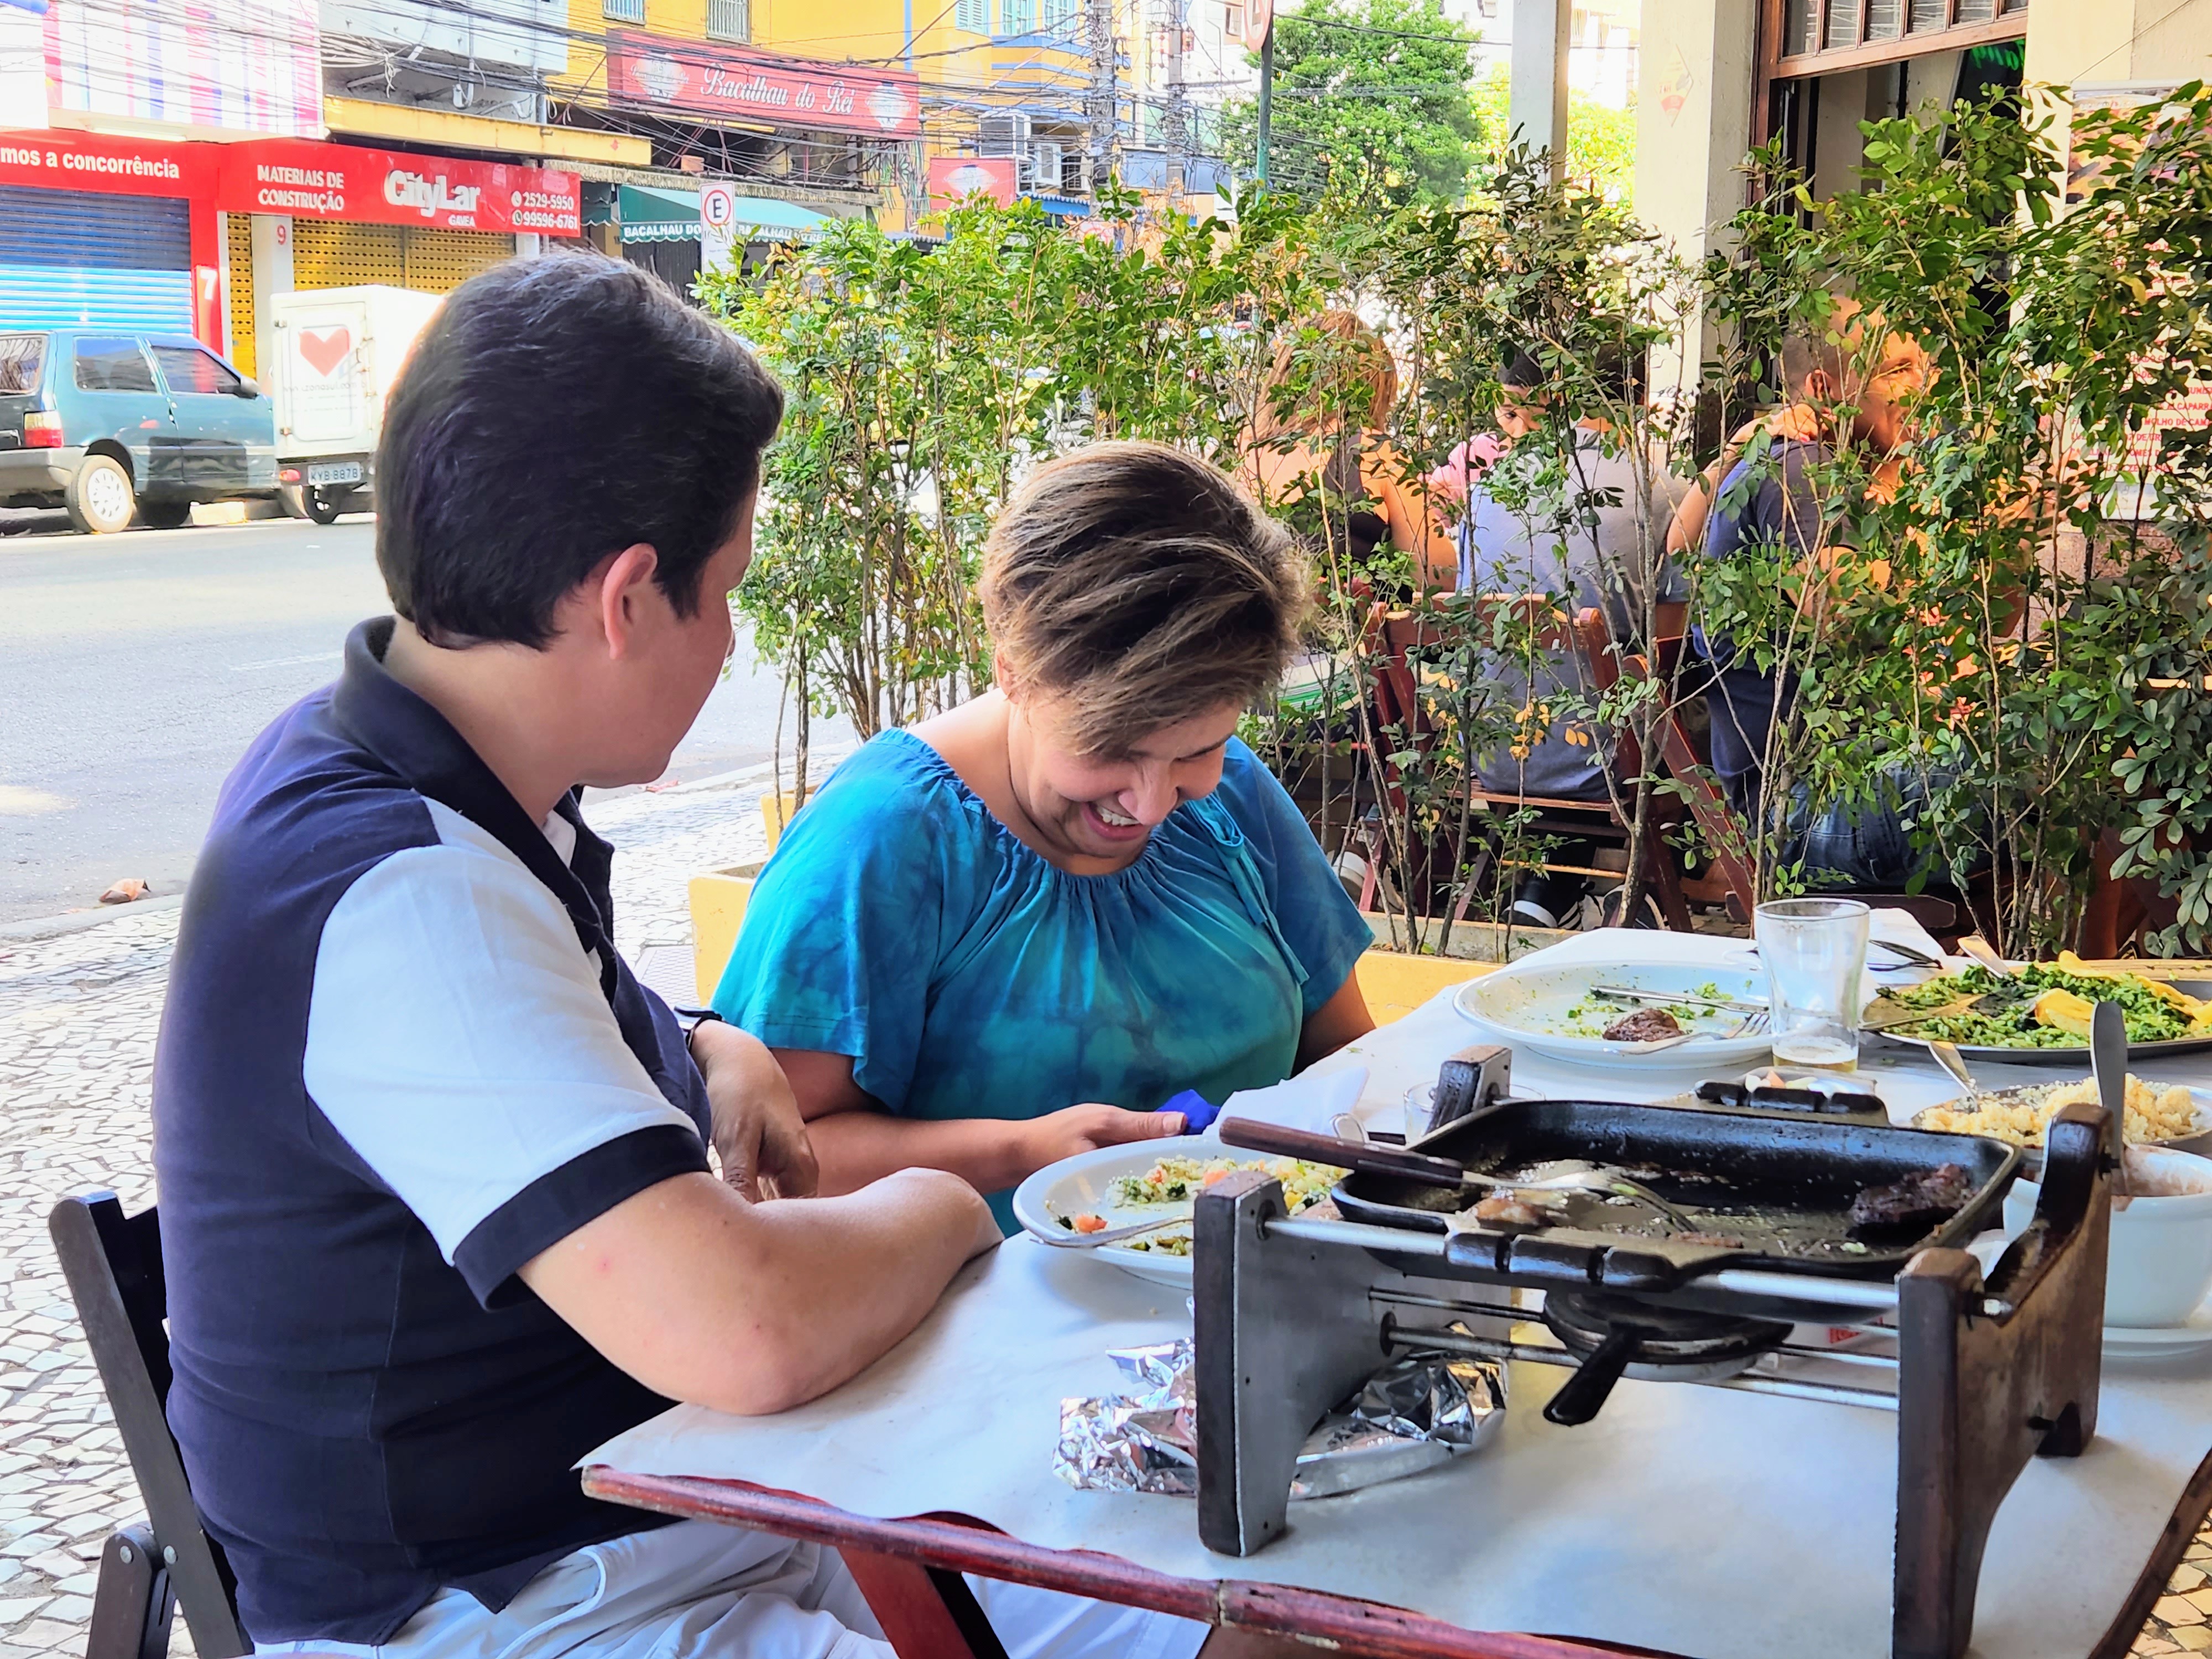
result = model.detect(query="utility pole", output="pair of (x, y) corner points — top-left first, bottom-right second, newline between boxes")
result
(1253, 4), (1274, 186)
(1164, 0), (1187, 208)
(1507, 0), (1569, 181)
(1084, 0), (1118, 195)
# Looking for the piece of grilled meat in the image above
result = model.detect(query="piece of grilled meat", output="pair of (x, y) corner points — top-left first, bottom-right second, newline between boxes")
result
(1602, 1006), (1683, 1044)
(1848, 1162), (1975, 1236)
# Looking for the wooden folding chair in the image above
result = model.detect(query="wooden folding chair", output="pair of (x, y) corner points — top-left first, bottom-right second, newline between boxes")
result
(1358, 595), (1703, 930)
(1631, 638), (1962, 939)
(48, 1194), (247, 1659)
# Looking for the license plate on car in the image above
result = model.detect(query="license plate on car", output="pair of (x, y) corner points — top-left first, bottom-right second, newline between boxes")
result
(306, 462), (363, 486)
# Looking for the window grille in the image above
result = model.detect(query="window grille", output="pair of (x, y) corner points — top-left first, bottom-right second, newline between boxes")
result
(602, 0), (645, 21)
(707, 0), (748, 37)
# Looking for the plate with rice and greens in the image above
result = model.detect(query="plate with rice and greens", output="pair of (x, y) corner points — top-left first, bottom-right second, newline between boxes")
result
(1865, 952), (2212, 1067)
(1010, 1144), (1343, 1288)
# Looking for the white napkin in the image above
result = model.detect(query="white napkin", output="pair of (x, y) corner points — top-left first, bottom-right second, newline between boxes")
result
(1211, 1065), (1371, 1137)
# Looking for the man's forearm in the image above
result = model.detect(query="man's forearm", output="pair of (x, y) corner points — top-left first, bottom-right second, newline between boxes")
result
(805, 1109), (1037, 1198)
(521, 1167), (995, 1417)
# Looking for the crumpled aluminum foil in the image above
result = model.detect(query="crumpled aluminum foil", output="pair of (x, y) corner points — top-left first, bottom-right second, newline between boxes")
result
(1056, 1338), (1506, 1500)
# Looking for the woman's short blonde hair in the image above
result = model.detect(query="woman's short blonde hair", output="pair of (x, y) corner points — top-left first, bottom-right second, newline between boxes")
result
(979, 441), (1310, 755)
(1255, 309), (1400, 441)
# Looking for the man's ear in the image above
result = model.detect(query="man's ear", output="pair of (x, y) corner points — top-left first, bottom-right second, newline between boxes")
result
(596, 544), (660, 661)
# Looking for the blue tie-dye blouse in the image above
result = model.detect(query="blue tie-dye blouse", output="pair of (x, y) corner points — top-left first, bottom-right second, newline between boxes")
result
(711, 729), (1372, 1227)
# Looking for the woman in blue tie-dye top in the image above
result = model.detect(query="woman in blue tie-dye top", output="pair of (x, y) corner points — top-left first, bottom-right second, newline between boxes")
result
(712, 442), (1376, 1229)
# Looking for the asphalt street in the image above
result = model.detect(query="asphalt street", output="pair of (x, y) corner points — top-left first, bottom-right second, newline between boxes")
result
(0, 512), (849, 922)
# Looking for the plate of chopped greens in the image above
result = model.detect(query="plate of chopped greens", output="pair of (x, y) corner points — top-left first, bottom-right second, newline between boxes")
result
(1010, 1143), (1343, 1287)
(1866, 952), (2212, 1065)
(1452, 961), (1775, 1070)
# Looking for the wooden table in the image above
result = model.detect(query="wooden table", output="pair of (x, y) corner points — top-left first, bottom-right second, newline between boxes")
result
(584, 934), (2212, 1659)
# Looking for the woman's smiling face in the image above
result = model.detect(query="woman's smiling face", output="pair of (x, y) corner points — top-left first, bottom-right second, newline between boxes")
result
(1003, 688), (1248, 873)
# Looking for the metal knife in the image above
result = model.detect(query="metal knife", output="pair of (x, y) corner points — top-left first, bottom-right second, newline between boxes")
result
(2090, 998), (2131, 1199)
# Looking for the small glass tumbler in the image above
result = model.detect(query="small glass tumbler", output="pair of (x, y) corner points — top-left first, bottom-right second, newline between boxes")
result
(1402, 1083), (1437, 1143)
(1755, 896), (1872, 1073)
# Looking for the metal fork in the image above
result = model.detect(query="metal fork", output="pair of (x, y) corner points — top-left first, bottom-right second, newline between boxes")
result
(1592, 984), (1770, 1016)
(1031, 1212), (1192, 1250)
(1634, 1008), (1771, 1052)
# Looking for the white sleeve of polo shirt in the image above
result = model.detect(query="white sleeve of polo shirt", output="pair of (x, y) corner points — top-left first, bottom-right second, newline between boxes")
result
(303, 800), (704, 1287)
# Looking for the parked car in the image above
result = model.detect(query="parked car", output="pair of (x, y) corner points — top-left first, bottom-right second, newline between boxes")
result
(270, 285), (443, 525)
(0, 330), (278, 534)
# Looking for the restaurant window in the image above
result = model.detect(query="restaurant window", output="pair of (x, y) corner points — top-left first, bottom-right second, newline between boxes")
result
(706, 0), (748, 39)
(1777, 0), (2021, 71)
(602, 0), (645, 20)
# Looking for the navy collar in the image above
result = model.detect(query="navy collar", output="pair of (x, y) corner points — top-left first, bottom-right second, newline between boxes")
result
(329, 618), (620, 980)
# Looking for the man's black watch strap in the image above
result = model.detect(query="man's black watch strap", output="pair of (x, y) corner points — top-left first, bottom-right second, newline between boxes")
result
(672, 1006), (724, 1053)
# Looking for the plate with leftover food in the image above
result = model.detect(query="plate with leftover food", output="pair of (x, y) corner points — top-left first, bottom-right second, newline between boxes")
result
(1866, 953), (2212, 1065)
(1912, 1073), (2212, 1156)
(1010, 1142), (1343, 1288)
(1452, 961), (1774, 1070)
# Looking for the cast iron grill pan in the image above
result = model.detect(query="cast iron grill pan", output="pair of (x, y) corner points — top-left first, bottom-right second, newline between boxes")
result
(1331, 1094), (2021, 1295)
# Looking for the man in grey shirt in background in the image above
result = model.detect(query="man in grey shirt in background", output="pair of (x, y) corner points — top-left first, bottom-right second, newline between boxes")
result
(1458, 349), (1686, 927)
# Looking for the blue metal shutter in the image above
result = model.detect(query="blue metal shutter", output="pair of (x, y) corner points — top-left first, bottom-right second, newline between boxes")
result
(0, 187), (194, 332)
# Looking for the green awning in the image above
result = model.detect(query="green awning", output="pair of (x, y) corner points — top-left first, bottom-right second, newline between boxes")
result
(722, 195), (834, 242)
(619, 184), (701, 245)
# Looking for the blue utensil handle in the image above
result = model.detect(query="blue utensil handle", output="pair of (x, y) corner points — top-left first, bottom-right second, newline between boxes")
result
(1160, 1088), (1219, 1133)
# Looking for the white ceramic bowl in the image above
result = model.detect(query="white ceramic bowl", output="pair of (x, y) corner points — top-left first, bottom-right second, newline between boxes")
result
(2003, 1146), (2212, 1328)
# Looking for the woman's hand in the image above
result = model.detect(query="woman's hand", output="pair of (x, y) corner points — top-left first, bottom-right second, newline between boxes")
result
(1020, 1102), (1187, 1172)
(691, 1020), (820, 1201)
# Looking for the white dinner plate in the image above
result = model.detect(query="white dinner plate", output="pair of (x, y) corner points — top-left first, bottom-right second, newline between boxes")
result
(1452, 960), (1775, 1071)
(2104, 1298), (2212, 1361)
(1009, 1140), (1342, 1290)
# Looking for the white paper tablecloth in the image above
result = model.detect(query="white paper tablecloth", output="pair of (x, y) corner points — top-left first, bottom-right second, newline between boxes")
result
(589, 928), (2212, 1659)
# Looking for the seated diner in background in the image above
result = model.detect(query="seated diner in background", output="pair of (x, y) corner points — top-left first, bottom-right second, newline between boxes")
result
(152, 258), (1264, 1659)
(1682, 299), (1923, 811)
(1458, 345), (1688, 928)
(712, 441), (1378, 1229)
(1243, 309), (1456, 593)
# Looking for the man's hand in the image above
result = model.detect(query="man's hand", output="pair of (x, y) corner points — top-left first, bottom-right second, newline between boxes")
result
(1020, 1102), (1185, 1172)
(690, 1020), (818, 1201)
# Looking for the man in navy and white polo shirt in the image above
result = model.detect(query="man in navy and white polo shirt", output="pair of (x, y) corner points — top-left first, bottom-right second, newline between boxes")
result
(152, 257), (1235, 1659)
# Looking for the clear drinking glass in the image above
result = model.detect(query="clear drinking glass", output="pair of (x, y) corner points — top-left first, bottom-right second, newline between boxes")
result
(1402, 1083), (1437, 1143)
(1755, 897), (1872, 1073)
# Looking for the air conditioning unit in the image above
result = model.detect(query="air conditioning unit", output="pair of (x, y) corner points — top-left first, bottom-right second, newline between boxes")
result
(1029, 140), (1063, 193)
(978, 112), (1032, 156)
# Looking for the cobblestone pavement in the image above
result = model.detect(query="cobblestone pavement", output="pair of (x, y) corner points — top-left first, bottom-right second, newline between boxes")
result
(1, 745), (2206, 1659)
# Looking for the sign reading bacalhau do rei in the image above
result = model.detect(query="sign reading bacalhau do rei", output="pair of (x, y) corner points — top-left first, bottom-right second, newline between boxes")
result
(607, 29), (922, 142)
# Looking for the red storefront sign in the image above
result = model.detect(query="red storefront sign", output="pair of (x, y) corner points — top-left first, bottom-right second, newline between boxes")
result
(217, 139), (581, 236)
(607, 29), (922, 142)
(0, 127), (216, 199)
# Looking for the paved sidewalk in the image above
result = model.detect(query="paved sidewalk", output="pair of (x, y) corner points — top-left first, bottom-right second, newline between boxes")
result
(0, 746), (2205, 1659)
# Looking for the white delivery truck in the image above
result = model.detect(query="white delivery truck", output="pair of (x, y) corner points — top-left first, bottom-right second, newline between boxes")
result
(269, 284), (444, 524)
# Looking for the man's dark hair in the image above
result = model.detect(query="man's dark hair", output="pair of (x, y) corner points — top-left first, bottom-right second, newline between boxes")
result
(375, 254), (783, 648)
(1503, 340), (1645, 405)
